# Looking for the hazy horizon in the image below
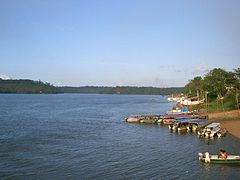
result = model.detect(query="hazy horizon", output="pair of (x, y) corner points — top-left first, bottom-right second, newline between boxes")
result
(1, 0), (240, 87)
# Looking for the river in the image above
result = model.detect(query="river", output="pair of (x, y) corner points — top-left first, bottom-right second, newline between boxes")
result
(0, 94), (239, 179)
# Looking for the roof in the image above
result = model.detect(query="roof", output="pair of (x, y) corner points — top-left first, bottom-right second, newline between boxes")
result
(205, 123), (221, 128)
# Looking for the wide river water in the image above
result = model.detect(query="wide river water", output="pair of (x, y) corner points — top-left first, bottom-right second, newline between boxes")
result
(0, 94), (240, 179)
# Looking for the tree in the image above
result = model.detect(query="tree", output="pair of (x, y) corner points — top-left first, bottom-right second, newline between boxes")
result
(233, 68), (240, 110)
(185, 76), (203, 99)
(202, 68), (235, 97)
(234, 68), (240, 89)
(202, 68), (237, 111)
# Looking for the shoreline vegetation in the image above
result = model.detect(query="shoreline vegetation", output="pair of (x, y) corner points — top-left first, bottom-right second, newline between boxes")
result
(0, 79), (58, 94)
(0, 79), (184, 95)
(1, 67), (239, 139)
(184, 67), (240, 139)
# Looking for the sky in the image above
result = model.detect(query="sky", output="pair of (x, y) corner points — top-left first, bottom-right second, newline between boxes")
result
(0, 0), (240, 87)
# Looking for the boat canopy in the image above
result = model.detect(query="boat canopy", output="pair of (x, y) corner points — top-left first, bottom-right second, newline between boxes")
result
(187, 119), (206, 123)
(205, 123), (221, 129)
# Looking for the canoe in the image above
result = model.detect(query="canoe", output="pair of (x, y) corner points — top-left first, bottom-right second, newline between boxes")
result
(125, 115), (141, 123)
(125, 114), (161, 123)
(198, 153), (240, 164)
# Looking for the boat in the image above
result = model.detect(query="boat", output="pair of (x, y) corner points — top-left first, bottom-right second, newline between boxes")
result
(168, 123), (179, 131)
(166, 106), (191, 114)
(204, 123), (221, 138)
(180, 98), (205, 106)
(125, 114), (161, 124)
(125, 114), (142, 123)
(140, 114), (162, 124)
(162, 119), (175, 125)
(186, 119), (207, 132)
(170, 118), (207, 132)
(139, 119), (156, 124)
(198, 152), (240, 164)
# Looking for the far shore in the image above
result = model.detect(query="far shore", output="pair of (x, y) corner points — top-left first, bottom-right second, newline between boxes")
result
(208, 110), (240, 139)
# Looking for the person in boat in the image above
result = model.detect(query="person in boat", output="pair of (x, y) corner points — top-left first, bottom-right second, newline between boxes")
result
(218, 149), (227, 159)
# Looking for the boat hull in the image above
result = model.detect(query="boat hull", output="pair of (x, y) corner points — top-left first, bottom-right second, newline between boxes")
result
(199, 154), (240, 164)
(139, 119), (156, 124)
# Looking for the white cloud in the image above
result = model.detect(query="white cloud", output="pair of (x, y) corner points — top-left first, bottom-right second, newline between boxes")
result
(192, 64), (209, 74)
(0, 74), (11, 80)
(159, 65), (176, 69)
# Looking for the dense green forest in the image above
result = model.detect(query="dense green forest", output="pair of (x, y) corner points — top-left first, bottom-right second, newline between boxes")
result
(0, 79), (58, 94)
(0, 78), (184, 95)
(184, 68), (240, 111)
(58, 86), (184, 95)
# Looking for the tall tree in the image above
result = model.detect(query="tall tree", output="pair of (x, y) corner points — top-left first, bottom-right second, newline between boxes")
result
(234, 68), (240, 89)
(185, 76), (203, 99)
(202, 68), (236, 98)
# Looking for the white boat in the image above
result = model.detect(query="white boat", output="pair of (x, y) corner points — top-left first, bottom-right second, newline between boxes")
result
(180, 99), (205, 106)
(204, 123), (221, 138)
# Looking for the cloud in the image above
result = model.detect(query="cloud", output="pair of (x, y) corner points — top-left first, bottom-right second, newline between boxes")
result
(159, 65), (176, 69)
(0, 74), (11, 80)
(192, 64), (209, 74)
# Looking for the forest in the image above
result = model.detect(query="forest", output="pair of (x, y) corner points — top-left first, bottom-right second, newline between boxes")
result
(58, 86), (184, 95)
(0, 79), (184, 95)
(0, 79), (58, 94)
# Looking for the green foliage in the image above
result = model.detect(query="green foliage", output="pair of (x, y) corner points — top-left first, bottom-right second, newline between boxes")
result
(234, 68), (240, 89)
(185, 76), (203, 98)
(185, 67), (240, 112)
(0, 79), (58, 94)
(0, 79), (184, 95)
(57, 86), (184, 95)
(202, 68), (236, 97)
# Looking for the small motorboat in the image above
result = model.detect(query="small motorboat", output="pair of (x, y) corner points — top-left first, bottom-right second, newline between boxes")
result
(204, 123), (221, 138)
(198, 152), (240, 164)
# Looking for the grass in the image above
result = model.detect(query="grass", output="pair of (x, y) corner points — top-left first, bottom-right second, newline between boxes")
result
(190, 94), (239, 114)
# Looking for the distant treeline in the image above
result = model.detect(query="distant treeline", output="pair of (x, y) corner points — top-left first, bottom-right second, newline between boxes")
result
(58, 86), (184, 95)
(0, 79), (58, 94)
(0, 79), (184, 95)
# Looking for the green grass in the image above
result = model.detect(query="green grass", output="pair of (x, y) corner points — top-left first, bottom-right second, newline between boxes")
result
(189, 95), (239, 113)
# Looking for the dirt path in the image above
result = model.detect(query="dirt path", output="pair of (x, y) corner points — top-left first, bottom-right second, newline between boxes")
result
(208, 110), (240, 138)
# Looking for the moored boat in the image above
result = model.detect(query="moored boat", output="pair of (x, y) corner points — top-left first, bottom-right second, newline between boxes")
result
(180, 98), (205, 106)
(125, 114), (142, 123)
(162, 119), (175, 125)
(139, 119), (156, 124)
(204, 123), (221, 138)
(125, 114), (161, 124)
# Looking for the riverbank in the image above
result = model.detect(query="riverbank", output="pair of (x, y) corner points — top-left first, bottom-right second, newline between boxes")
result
(208, 110), (240, 139)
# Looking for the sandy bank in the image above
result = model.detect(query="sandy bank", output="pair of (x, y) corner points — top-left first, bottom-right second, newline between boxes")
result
(208, 110), (240, 138)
